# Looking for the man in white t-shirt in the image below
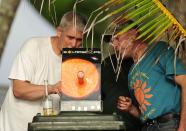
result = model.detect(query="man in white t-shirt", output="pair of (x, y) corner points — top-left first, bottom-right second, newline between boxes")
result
(0, 11), (87, 131)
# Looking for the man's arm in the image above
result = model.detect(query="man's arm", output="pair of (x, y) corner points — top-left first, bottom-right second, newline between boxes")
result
(128, 104), (141, 118)
(117, 96), (141, 118)
(13, 79), (61, 101)
(174, 75), (186, 131)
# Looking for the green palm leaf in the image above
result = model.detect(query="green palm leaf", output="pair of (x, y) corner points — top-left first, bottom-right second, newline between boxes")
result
(88, 0), (186, 43)
(117, 7), (159, 35)
(85, 0), (186, 63)
(138, 13), (165, 33)
(137, 14), (168, 40)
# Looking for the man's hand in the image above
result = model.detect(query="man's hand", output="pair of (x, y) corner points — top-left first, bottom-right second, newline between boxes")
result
(48, 81), (62, 95)
(177, 125), (185, 131)
(117, 96), (141, 118)
(117, 96), (132, 112)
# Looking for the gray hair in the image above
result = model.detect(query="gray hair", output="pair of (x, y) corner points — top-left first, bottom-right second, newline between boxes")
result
(59, 11), (87, 32)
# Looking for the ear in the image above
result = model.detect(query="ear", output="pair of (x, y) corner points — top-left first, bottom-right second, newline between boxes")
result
(56, 27), (63, 37)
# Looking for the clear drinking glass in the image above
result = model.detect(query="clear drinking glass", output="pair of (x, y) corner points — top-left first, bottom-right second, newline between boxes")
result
(42, 80), (53, 116)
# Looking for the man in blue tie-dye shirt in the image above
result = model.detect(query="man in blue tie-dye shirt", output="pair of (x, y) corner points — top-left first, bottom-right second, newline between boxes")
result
(113, 28), (186, 131)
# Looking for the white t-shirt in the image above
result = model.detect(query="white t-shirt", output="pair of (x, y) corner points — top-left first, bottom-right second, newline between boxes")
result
(0, 37), (61, 131)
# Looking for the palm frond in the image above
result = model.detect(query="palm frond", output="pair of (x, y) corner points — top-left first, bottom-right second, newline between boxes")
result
(153, 0), (186, 37)
(39, 0), (45, 14)
(85, 0), (186, 65)
(83, 0), (186, 76)
(86, 0), (186, 43)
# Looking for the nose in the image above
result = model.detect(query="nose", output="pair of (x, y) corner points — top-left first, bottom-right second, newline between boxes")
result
(71, 40), (76, 47)
(69, 39), (77, 48)
(112, 38), (119, 48)
(72, 40), (82, 48)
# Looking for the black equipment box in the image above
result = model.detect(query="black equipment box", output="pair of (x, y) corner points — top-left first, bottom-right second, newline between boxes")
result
(28, 112), (125, 131)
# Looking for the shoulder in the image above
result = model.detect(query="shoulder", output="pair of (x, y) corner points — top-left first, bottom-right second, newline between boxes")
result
(149, 41), (174, 57)
(156, 41), (168, 46)
(20, 37), (50, 54)
(151, 41), (170, 51)
(156, 41), (174, 51)
(158, 41), (174, 55)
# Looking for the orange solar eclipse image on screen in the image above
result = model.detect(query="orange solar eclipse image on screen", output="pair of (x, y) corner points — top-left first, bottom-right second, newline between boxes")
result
(61, 58), (100, 98)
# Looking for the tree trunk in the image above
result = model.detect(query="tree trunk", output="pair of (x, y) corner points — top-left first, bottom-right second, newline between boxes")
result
(0, 0), (20, 61)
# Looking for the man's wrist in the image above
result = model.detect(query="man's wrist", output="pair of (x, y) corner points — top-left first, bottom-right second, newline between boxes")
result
(128, 104), (134, 113)
(46, 85), (53, 95)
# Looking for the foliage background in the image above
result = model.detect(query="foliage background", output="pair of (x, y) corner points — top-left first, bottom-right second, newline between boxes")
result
(29, 0), (110, 48)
